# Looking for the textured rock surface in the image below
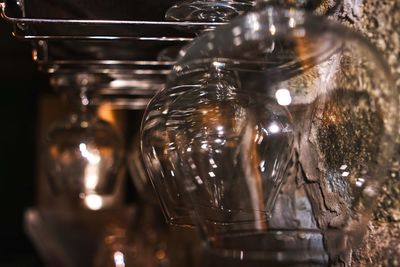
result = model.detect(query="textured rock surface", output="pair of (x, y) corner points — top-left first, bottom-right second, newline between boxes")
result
(265, 1), (399, 265)
(343, 0), (400, 266)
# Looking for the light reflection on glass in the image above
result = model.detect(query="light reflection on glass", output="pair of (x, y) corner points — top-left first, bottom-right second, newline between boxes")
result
(268, 8), (276, 36)
(84, 194), (103, 210)
(247, 13), (261, 33)
(355, 178), (366, 188)
(80, 121), (89, 128)
(267, 123), (281, 134)
(275, 88), (292, 106)
(79, 143), (101, 164)
(260, 160), (266, 172)
(209, 158), (218, 168)
(341, 171), (350, 177)
(113, 251), (125, 267)
(340, 164), (348, 171)
(195, 176), (204, 185)
(269, 24), (276, 35)
(288, 17), (296, 28)
(79, 143), (101, 191)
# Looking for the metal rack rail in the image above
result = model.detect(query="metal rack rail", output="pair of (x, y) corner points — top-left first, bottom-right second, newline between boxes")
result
(0, 1), (224, 41)
(0, 0), (225, 108)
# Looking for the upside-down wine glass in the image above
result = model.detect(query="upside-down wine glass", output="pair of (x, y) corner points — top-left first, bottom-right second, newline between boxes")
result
(141, 0), (258, 226)
(166, 0), (255, 23)
(141, 0), (398, 265)
(147, 0), (341, 229)
(44, 74), (125, 211)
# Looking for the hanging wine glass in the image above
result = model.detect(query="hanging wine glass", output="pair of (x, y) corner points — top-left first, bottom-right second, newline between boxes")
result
(145, 0), (325, 229)
(165, 0), (255, 23)
(143, 0), (255, 226)
(142, 1), (398, 265)
(44, 74), (125, 210)
(141, 63), (245, 226)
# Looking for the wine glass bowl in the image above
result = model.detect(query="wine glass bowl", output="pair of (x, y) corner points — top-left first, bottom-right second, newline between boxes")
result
(169, 79), (295, 234)
(45, 110), (125, 210)
(127, 136), (161, 205)
(142, 4), (398, 265)
(140, 66), (245, 226)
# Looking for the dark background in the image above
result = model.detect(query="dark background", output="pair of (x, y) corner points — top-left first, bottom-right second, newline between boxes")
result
(0, 22), (48, 266)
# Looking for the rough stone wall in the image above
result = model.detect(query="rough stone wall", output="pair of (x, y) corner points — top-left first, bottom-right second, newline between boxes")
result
(344, 0), (400, 266)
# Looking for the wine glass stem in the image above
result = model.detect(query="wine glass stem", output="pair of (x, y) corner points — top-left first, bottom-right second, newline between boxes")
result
(79, 87), (90, 112)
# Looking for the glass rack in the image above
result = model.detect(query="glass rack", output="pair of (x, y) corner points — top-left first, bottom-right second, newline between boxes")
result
(0, 0), (226, 109)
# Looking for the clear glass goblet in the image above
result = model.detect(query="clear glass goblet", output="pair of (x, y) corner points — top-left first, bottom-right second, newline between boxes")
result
(141, 64), (245, 226)
(142, 3), (398, 266)
(165, 0), (255, 22)
(45, 86), (125, 210)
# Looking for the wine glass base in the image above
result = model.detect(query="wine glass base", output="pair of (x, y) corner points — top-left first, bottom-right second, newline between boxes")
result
(24, 206), (135, 267)
(206, 230), (354, 266)
(165, 0), (255, 22)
